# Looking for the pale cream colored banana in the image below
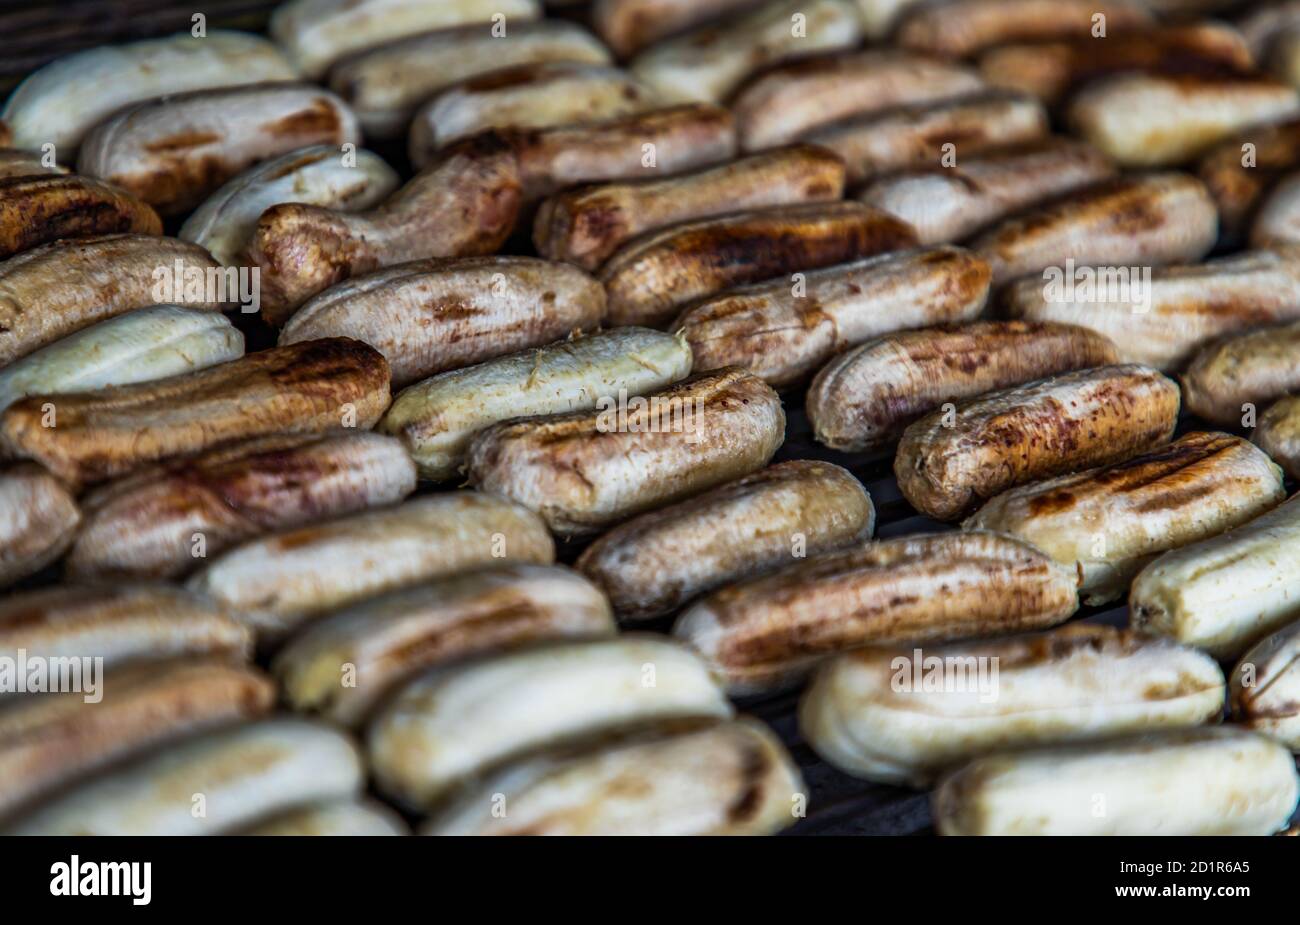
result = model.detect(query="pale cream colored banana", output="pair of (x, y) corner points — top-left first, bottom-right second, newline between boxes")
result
(6, 718), (365, 836)
(66, 432), (418, 581)
(331, 20), (610, 138)
(803, 91), (1050, 185)
(1004, 247), (1300, 371)
(1256, 396), (1300, 479)
(966, 433), (1285, 605)
(180, 145), (398, 266)
(0, 235), (225, 367)
(857, 139), (1116, 244)
(77, 84), (362, 216)
(1068, 74), (1300, 168)
(467, 369), (786, 536)
(0, 30), (296, 155)
(379, 328), (692, 481)
(0, 584), (250, 668)
(0, 659), (275, 824)
(187, 492), (555, 639)
(0, 464), (79, 590)
(1251, 171), (1300, 245)
(853, 0), (927, 38)
(1232, 620), (1300, 751)
(971, 173), (1218, 286)
(1239, 2), (1300, 62)
(274, 563), (616, 727)
(577, 460), (875, 621)
(731, 50), (986, 151)
(800, 625), (1224, 787)
(673, 246), (991, 387)
(425, 719), (803, 835)
(630, 0), (863, 103)
(240, 799), (409, 836)
(0, 307), (243, 413)
(279, 257), (606, 389)
(270, 0), (542, 78)
(1130, 493), (1300, 658)
(368, 636), (732, 809)
(410, 63), (660, 154)
(673, 531), (1080, 695)
(932, 728), (1299, 836)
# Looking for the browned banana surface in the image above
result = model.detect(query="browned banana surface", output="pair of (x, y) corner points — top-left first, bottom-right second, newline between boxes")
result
(808, 320), (1121, 453)
(576, 460), (875, 621)
(1197, 118), (1300, 245)
(594, 0), (759, 58)
(896, 0), (1153, 59)
(0, 463), (79, 589)
(533, 145), (845, 271)
(601, 201), (919, 328)
(672, 531), (1080, 694)
(0, 338), (392, 487)
(0, 175), (160, 259)
(970, 172), (1218, 285)
(503, 104), (738, 201)
(895, 364), (1181, 520)
(1183, 321), (1300, 425)
(247, 133), (523, 325)
(467, 368), (786, 536)
(66, 432), (417, 581)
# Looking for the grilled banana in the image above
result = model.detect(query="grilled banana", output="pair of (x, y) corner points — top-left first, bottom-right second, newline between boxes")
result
(1183, 321), (1300, 424)
(249, 134), (522, 324)
(966, 432), (1285, 605)
(279, 257), (605, 388)
(800, 625), (1224, 786)
(577, 460), (875, 622)
(731, 50), (986, 152)
(978, 24), (1254, 105)
(1004, 247), (1300, 371)
(410, 63), (659, 154)
(630, 0), (862, 104)
(857, 139), (1116, 245)
(0, 659), (275, 824)
(674, 247), (990, 386)
(808, 320), (1120, 453)
(240, 799), (409, 836)
(601, 201), (919, 328)
(425, 719), (803, 835)
(1250, 171), (1300, 245)
(379, 328), (692, 482)
(187, 492), (554, 638)
(896, 364), (1181, 521)
(0, 235), (225, 366)
(1256, 396), (1300, 479)
(594, 0), (761, 58)
(0, 307), (243, 414)
(0, 175), (160, 259)
(1130, 493), (1300, 658)
(368, 636), (732, 808)
(330, 20), (610, 138)
(504, 104), (738, 201)
(673, 530), (1079, 695)
(0, 464), (79, 589)
(0, 584), (250, 668)
(895, 0), (1152, 59)
(0, 30), (296, 154)
(1198, 118), (1300, 245)
(0, 338), (391, 488)
(77, 84), (362, 216)
(1232, 620), (1300, 751)
(67, 432), (416, 581)
(275, 563), (616, 726)
(467, 368), (786, 536)
(0, 150), (67, 179)
(6, 718), (365, 836)
(179, 145), (398, 266)
(533, 145), (845, 271)
(971, 172), (1218, 285)
(271, 0), (541, 78)
(803, 91), (1050, 186)
(932, 728), (1299, 836)
(1067, 73), (1300, 168)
